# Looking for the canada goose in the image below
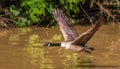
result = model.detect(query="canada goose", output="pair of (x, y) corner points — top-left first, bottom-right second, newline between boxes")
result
(43, 9), (104, 53)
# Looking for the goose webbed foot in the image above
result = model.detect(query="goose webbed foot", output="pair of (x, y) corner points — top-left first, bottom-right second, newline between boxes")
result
(89, 47), (94, 51)
(84, 49), (92, 53)
(83, 47), (95, 53)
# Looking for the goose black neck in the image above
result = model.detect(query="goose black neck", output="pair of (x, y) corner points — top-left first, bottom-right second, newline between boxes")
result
(50, 43), (61, 46)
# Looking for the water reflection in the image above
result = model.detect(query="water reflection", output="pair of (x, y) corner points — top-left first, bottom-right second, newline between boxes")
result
(0, 24), (120, 69)
(103, 36), (120, 57)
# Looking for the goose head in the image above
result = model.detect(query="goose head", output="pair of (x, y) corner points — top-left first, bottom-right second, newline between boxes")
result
(43, 42), (61, 47)
(43, 42), (52, 46)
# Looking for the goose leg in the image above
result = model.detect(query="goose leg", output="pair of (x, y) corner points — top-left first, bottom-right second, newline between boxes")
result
(82, 45), (94, 53)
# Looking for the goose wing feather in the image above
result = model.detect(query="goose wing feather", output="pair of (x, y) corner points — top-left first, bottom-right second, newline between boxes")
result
(71, 16), (104, 45)
(53, 9), (78, 42)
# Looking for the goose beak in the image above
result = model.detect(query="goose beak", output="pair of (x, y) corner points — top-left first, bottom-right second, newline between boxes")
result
(43, 43), (48, 46)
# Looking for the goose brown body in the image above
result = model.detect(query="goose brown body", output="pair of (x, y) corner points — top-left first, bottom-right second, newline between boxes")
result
(61, 42), (84, 52)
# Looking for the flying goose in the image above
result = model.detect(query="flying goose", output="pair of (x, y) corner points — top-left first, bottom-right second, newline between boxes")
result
(43, 9), (104, 53)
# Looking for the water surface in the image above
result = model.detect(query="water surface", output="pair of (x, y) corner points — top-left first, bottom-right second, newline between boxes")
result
(0, 23), (120, 69)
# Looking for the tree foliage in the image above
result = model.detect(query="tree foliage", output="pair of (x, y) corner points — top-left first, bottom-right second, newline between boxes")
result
(0, 0), (120, 27)
(7, 0), (83, 27)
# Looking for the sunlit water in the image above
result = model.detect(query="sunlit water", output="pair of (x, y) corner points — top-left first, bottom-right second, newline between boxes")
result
(0, 23), (120, 69)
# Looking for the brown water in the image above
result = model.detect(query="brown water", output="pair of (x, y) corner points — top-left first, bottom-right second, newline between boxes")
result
(0, 23), (120, 69)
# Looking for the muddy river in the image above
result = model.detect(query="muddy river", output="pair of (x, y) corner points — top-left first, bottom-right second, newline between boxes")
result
(0, 23), (120, 69)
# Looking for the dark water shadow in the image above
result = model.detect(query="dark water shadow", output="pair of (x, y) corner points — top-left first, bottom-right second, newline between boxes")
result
(79, 64), (119, 68)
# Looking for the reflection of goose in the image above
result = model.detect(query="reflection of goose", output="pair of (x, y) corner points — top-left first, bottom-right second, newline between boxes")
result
(43, 9), (104, 53)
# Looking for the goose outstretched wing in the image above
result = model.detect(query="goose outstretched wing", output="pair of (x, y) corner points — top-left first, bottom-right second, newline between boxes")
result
(53, 9), (78, 42)
(71, 16), (104, 45)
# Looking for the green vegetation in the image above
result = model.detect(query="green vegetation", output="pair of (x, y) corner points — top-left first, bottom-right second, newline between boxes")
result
(0, 0), (120, 27)
(0, 0), (83, 27)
